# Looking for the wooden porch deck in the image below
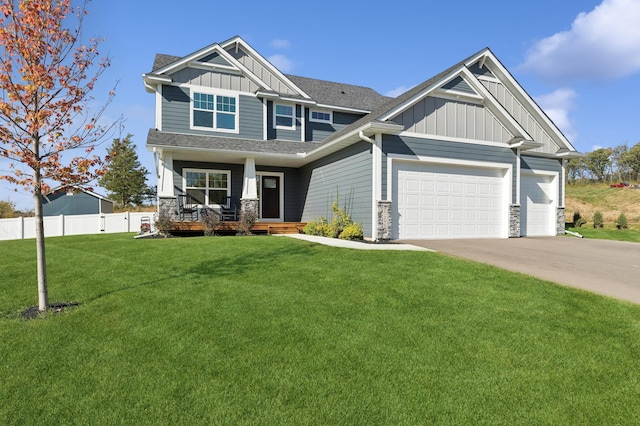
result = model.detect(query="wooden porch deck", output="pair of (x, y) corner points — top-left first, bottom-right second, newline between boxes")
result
(170, 221), (306, 235)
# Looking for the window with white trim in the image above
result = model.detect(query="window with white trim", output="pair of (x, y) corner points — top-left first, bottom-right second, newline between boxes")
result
(274, 104), (295, 129)
(192, 92), (237, 131)
(310, 110), (332, 123)
(184, 169), (230, 205)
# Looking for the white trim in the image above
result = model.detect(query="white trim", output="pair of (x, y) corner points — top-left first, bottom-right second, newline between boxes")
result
(256, 171), (285, 222)
(398, 131), (512, 148)
(520, 169), (559, 237)
(310, 109), (333, 124)
(155, 86), (163, 131)
(301, 106), (306, 142)
(273, 103), (296, 130)
(262, 98), (267, 140)
(516, 149), (521, 206)
(189, 87), (239, 134)
(431, 88), (484, 103)
(182, 168), (232, 207)
(372, 133), (382, 240)
(387, 154), (513, 239)
(560, 160), (566, 208)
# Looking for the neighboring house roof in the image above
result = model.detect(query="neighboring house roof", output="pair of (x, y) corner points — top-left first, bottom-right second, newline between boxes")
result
(43, 185), (113, 204)
(152, 54), (180, 72)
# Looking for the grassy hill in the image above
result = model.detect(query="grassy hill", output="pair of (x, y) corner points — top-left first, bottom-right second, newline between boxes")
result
(565, 183), (640, 228)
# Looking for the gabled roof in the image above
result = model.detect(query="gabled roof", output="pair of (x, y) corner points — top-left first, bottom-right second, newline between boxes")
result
(144, 36), (388, 113)
(43, 185), (113, 203)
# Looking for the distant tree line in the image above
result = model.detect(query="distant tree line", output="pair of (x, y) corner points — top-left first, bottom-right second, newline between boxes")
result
(567, 142), (640, 184)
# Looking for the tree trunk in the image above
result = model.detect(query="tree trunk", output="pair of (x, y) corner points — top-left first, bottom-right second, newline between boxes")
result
(33, 160), (48, 311)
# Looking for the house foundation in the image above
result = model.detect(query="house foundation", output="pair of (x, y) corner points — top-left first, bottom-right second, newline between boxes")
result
(557, 207), (565, 235)
(240, 198), (259, 220)
(377, 200), (392, 241)
(509, 205), (520, 237)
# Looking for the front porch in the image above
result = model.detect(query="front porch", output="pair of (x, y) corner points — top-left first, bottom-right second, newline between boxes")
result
(169, 220), (306, 236)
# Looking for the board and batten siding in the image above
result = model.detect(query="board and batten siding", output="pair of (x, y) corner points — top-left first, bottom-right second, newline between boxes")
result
(382, 134), (518, 204)
(226, 46), (298, 96)
(480, 80), (559, 154)
(306, 111), (364, 142)
(161, 85), (263, 140)
(521, 155), (564, 204)
(171, 67), (259, 93)
(391, 96), (513, 144)
(299, 142), (373, 237)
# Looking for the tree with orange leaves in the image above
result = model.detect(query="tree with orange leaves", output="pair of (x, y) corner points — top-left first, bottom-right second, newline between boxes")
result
(0, 0), (117, 311)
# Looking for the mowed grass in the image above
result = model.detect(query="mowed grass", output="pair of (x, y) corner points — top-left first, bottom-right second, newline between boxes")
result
(1, 234), (639, 424)
(566, 226), (640, 242)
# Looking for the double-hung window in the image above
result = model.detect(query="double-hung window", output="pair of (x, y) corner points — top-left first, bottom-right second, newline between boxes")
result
(192, 92), (237, 131)
(274, 104), (295, 129)
(184, 169), (230, 206)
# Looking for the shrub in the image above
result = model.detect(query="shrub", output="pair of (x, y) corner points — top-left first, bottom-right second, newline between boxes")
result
(303, 195), (363, 240)
(593, 211), (604, 228)
(339, 222), (363, 240)
(572, 211), (586, 228)
(616, 212), (628, 230)
(200, 208), (220, 236)
(237, 210), (258, 236)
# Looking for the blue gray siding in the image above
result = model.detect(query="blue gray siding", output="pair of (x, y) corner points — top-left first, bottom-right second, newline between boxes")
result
(306, 111), (363, 142)
(42, 191), (108, 216)
(266, 101), (302, 142)
(299, 142), (373, 237)
(382, 135), (518, 204)
(391, 96), (513, 143)
(161, 85), (262, 140)
(441, 76), (475, 94)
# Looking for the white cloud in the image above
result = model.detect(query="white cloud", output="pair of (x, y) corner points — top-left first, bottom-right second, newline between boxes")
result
(535, 88), (578, 141)
(270, 39), (291, 49)
(267, 54), (294, 72)
(521, 0), (640, 83)
(385, 85), (413, 98)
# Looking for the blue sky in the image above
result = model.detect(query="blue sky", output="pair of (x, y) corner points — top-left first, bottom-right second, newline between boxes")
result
(3, 0), (640, 210)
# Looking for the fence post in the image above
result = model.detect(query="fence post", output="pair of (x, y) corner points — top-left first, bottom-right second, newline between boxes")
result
(60, 214), (65, 237)
(20, 216), (24, 240)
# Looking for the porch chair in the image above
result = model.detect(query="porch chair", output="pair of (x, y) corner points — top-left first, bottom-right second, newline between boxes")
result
(177, 194), (199, 221)
(220, 196), (237, 221)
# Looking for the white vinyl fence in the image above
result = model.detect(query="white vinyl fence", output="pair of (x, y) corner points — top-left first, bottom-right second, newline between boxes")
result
(0, 212), (155, 241)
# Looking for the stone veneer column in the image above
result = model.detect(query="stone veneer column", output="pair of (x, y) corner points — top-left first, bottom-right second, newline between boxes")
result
(240, 198), (259, 219)
(377, 201), (392, 241)
(158, 197), (178, 220)
(509, 205), (521, 238)
(557, 207), (566, 235)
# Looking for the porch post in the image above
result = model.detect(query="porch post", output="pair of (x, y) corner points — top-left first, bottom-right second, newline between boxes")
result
(156, 150), (177, 219)
(241, 157), (259, 218)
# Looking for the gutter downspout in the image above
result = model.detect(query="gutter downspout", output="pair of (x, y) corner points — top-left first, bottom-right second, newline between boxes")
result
(360, 131), (382, 241)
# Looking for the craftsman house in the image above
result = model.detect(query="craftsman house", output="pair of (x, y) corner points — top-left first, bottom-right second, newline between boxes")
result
(143, 36), (579, 240)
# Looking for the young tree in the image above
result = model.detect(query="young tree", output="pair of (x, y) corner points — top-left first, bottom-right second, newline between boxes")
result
(0, 199), (14, 218)
(99, 134), (149, 207)
(0, 0), (116, 311)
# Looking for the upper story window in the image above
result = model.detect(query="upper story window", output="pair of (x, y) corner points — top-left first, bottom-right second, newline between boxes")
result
(310, 110), (332, 123)
(184, 169), (231, 206)
(274, 104), (295, 129)
(192, 91), (237, 132)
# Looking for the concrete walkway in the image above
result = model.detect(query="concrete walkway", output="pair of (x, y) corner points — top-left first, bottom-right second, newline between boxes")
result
(279, 234), (432, 251)
(401, 237), (640, 305)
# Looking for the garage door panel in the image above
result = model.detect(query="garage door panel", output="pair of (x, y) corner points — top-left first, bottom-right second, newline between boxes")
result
(521, 174), (555, 237)
(394, 161), (507, 239)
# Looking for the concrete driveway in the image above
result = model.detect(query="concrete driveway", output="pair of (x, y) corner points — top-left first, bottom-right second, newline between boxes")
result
(400, 237), (640, 304)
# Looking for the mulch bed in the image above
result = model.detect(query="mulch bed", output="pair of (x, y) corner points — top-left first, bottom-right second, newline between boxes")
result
(21, 302), (79, 320)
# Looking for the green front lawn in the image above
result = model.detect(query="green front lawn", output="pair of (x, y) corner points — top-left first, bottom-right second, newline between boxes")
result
(566, 226), (640, 242)
(1, 234), (639, 424)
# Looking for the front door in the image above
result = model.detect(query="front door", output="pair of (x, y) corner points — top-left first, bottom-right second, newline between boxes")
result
(260, 175), (280, 220)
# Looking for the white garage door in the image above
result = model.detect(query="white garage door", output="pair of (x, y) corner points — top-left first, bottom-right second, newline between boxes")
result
(520, 174), (555, 236)
(393, 161), (507, 239)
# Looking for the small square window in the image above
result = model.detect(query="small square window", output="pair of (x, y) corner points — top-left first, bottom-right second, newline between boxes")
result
(310, 110), (332, 123)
